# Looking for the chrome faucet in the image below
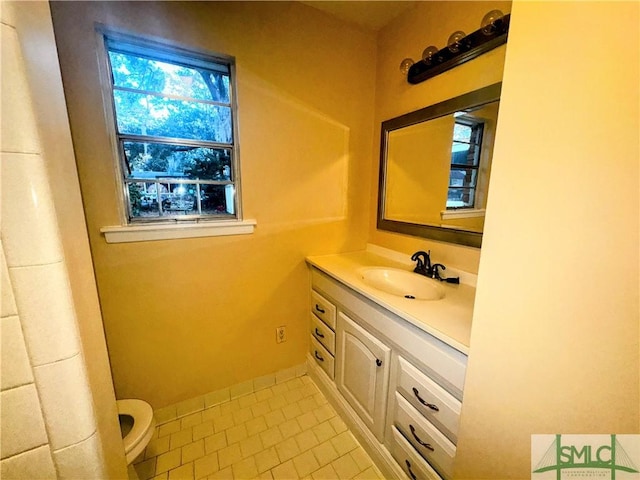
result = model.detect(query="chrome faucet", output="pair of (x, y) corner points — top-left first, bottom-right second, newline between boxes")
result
(411, 250), (460, 284)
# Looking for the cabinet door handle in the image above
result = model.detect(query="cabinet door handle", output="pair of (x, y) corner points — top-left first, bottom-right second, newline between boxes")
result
(314, 328), (325, 338)
(412, 387), (439, 411)
(315, 304), (325, 314)
(405, 460), (417, 480)
(314, 351), (324, 362)
(376, 359), (382, 367)
(409, 424), (435, 451)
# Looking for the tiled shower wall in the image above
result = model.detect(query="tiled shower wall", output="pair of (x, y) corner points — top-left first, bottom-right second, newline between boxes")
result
(0, 11), (107, 479)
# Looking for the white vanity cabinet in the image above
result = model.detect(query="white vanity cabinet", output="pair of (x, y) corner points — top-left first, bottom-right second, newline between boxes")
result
(307, 265), (470, 480)
(336, 312), (390, 441)
(309, 290), (337, 379)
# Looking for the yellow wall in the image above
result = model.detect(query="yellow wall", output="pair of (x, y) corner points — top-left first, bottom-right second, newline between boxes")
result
(385, 116), (454, 225)
(456, 1), (640, 478)
(371, 1), (511, 273)
(50, 1), (376, 408)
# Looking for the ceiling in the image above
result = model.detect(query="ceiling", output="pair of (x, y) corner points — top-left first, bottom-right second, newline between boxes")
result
(300, 1), (416, 31)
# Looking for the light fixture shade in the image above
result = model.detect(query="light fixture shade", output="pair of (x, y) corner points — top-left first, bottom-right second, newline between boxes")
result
(421, 46), (439, 65)
(481, 10), (504, 35)
(399, 58), (414, 75)
(447, 31), (466, 53)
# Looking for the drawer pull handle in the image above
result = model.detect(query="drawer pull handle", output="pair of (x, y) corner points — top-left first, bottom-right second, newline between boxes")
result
(410, 424), (435, 451)
(405, 460), (417, 480)
(376, 359), (382, 367)
(315, 304), (326, 314)
(314, 328), (325, 338)
(412, 387), (439, 411)
(314, 351), (324, 362)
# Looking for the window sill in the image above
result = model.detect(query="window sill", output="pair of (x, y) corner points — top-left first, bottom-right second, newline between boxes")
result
(440, 209), (486, 220)
(100, 219), (256, 243)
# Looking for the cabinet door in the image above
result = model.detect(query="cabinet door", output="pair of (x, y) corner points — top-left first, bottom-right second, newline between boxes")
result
(336, 312), (390, 441)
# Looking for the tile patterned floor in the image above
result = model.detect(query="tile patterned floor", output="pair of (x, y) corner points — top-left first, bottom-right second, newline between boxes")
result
(134, 376), (385, 480)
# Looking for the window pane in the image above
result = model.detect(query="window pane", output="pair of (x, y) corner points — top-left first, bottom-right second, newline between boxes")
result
(451, 142), (473, 165)
(109, 52), (230, 103)
(447, 187), (476, 208)
(161, 183), (197, 215)
(113, 90), (232, 143)
(449, 167), (478, 188)
(128, 182), (161, 218)
(200, 184), (235, 216)
(123, 142), (232, 181)
(453, 123), (472, 142)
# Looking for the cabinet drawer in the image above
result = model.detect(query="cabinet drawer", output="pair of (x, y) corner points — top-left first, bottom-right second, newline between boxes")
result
(397, 357), (461, 444)
(390, 427), (442, 480)
(310, 335), (334, 380)
(311, 290), (336, 330)
(394, 393), (455, 480)
(310, 313), (335, 354)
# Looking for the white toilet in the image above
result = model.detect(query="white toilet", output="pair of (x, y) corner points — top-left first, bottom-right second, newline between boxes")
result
(117, 399), (156, 475)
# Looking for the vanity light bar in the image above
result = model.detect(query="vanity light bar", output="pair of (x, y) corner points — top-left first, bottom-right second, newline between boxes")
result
(407, 13), (511, 85)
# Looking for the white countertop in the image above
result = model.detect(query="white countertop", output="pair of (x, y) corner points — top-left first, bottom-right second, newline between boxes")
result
(306, 248), (475, 354)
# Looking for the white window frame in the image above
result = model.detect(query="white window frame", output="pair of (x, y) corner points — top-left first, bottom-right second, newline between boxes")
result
(95, 26), (255, 242)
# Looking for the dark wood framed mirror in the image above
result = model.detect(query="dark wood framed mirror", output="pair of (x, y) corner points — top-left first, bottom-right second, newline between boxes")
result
(377, 83), (502, 248)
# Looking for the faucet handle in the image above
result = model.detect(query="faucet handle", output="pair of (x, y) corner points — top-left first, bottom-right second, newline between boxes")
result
(431, 263), (445, 279)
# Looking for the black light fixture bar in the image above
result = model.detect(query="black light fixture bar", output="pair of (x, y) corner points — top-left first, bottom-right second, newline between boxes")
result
(407, 13), (511, 85)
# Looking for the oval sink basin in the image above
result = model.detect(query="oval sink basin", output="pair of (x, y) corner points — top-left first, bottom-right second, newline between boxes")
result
(360, 267), (445, 301)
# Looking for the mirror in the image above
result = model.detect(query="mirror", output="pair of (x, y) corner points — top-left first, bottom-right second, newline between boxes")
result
(377, 83), (501, 248)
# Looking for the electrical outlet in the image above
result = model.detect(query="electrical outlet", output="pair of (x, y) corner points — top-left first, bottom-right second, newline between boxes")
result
(276, 326), (286, 343)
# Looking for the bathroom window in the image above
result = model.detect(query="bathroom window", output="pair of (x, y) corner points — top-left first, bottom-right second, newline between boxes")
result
(446, 120), (484, 209)
(102, 32), (242, 223)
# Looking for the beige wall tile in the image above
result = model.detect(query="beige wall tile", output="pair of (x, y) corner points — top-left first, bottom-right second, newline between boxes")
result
(10, 261), (81, 366)
(176, 396), (204, 418)
(0, 445), (56, 479)
(0, 316), (33, 390)
(204, 388), (230, 408)
(0, 246), (17, 317)
(253, 373), (275, 392)
(53, 432), (106, 479)
(154, 404), (178, 425)
(181, 412), (203, 429)
(1, 153), (63, 267)
(0, 384), (48, 458)
(33, 354), (96, 450)
(0, 26), (40, 154)
(229, 381), (253, 400)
